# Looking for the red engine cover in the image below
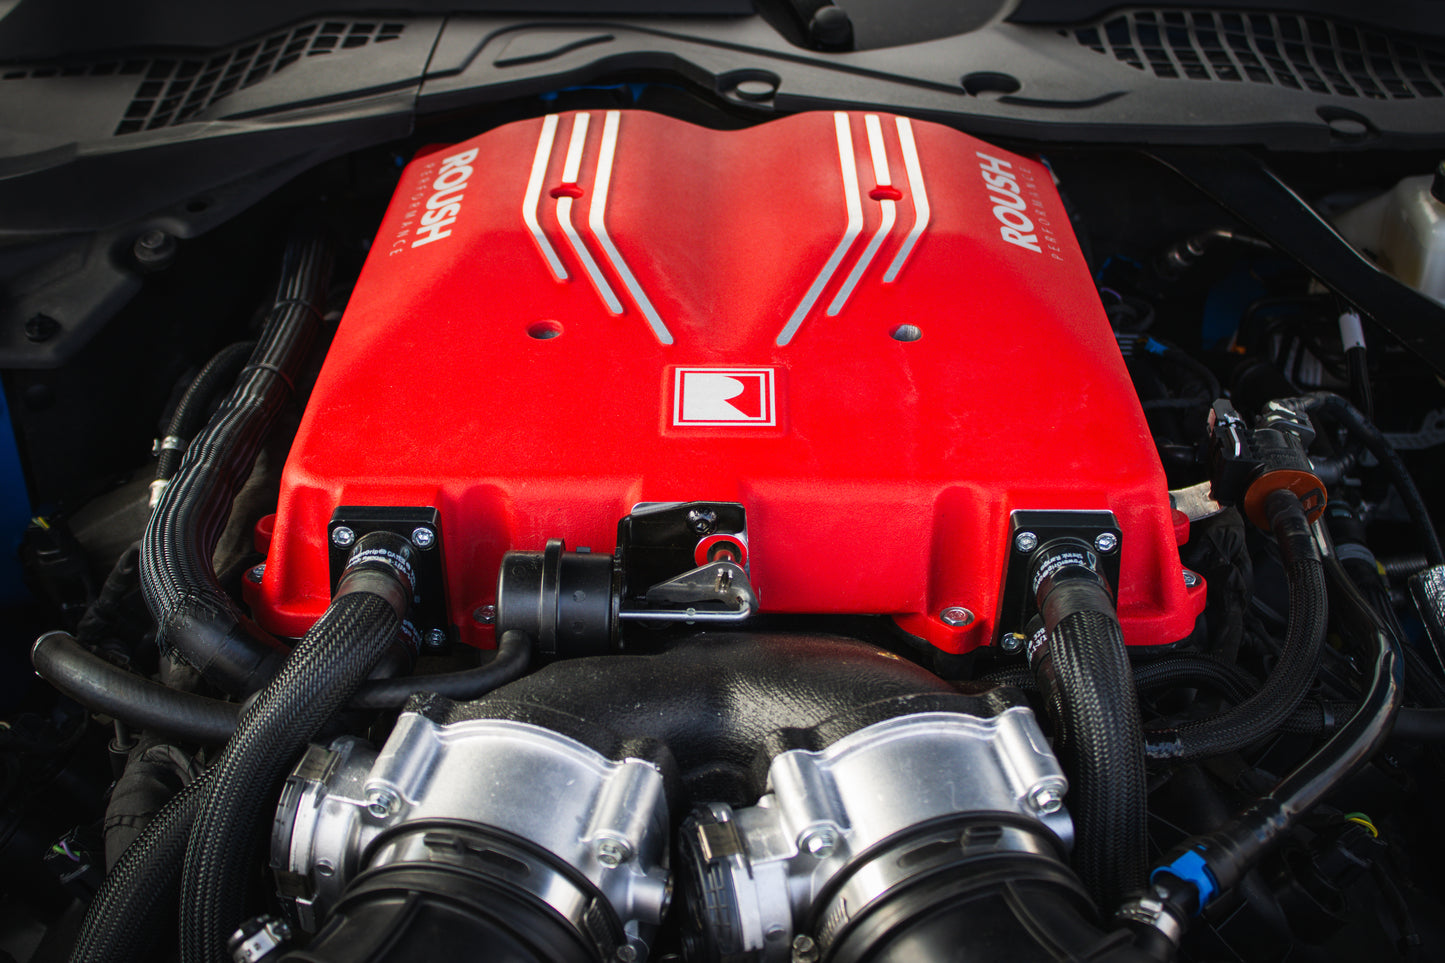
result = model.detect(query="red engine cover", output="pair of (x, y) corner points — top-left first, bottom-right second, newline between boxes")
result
(251, 108), (1205, 652)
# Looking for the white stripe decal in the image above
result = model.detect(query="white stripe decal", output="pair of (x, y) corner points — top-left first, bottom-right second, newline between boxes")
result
(556, 113), (624, 314)
(591, 111), (673, 344)
(826, 114), (896, 316)
(883, 117), (929, 283)
(523, 114), (567, 281)
(776, 112), (862, 347)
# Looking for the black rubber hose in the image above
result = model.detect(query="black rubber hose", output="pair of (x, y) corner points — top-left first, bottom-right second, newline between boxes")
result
(349, 629), (532, 709)
(1153, 551), (1403, 916)
(180, 590), (404, 963)
(1029, 545), (1148, 909)
(1281, 392), (1444, 566)
(155, 341), (256, 483)
(1143, 492), (1327, 762)
(141, 231), (330, 696)
(32, 631), (241, 744)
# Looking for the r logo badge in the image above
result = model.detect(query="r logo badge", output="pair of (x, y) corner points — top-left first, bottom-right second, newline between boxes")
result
(673, 368), (777, 427)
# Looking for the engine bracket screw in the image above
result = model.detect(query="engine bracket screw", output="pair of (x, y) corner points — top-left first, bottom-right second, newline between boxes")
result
(410, 526), (435, 549)
(940, 606), (974, 627)
(246, 564), (266, 584)
(687, 508), (718, 535)
(473, 604), (497, 625)
(423, 628), (447, 651)
(331, 526), (356, 549)
(1028, 784), (1065, 815)
(1014, 531), (1039, 553)
(595, 837), (633, 868)
(1093, 531), (1119, 554)
(999, 632), (1026, 653)
(798, 826), (838, 859)
(365, 786), (400, 819)
(1182, 569), (1201, 588)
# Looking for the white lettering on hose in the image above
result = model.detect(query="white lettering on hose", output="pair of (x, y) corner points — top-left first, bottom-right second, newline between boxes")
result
(976, 151), (1042, 254)
(411, 148), (478, 248)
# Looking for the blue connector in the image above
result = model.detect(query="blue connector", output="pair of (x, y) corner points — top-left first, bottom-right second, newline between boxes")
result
(1151, 849), (1218, 913)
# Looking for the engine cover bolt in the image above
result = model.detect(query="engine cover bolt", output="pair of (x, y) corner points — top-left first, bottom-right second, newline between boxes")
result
(365, 787), (400, 819)
(940, 606), (974, 627)
(246, 564), (265, 584)
(792, 935), (821, 963)
(331, 526), (356, 548)
(423, 628), (447, 650)
(410, 526), (435, 549)
(1093, 531), (1119, 554)
(1028, 784), (1065, 815)
(472, 604), (497, 625)
(999, 632), (1026, 653)
(1014, 531), (1039, 553)
(595, 837), (633, 868)
(1182, 569), (1201, 588)
(687, 508), (718, 535)
(798, 827), (838, 859)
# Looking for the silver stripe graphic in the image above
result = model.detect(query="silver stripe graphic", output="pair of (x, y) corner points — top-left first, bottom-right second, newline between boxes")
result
(826, 113), (896, 316)
(776, 112), (862, 347)
(591, 111), (673, 344)
(556, 112), (624, 314)
(523, 114), (567, 281)
(883, 117), (929, 283)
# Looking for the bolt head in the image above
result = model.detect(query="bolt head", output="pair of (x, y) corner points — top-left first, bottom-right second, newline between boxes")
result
(687, 508), (718, 535)
(423, 628), (447, 650)
(331, 526), (356, 548)
(999, 632), (1026, 653)
(1014, 531), (1039, 553)
(595, 837), (633, 867)
(799, 827), (838, 859)
(1093, 532), (1119, 554)
(411, 526), (435, 549)
(1182, 569), (1200, 588)
(473, 604), (497, 625)
(615, 947), (638, 963)
(246, 564), (266, 584)
(940, 606), (974, 627)
(1028, 784), (1065, 815)
(366, 787), (400, 819)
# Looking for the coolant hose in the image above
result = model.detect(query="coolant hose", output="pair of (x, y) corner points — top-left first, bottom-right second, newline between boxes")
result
(180, 541), (417, 963)
(1143, 491), (1327, 762)
(1028, 540), (1148, 909)
(1147, 549), (1403, 936)
(140, 231), (330, 696)
(154, 341), (256, 485)
(350, 628), (532, 708)
(31, 631), (240, 744)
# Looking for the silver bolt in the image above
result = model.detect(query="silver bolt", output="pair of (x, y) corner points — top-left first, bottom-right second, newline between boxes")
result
(1094, 532), (1119, 554)
(246, 564), (265, 584)
(792, 935), (821, 963)
(615, 947), (638, 963)
(1014, 531), (1039, 553)
(331, 526), (356, 549)
(940, 606), (974, 627)
(799, 827), (838, 859)
(366, 787), (400, 819)
(424, 628), (447, 649)
(1028, 784), (1065, 815)
(411, 526), (435, 549)
(595, 837), (633, 867)
(999, 632), (1026, 653)
(1182, 569), (1200, 588)
(473, 605), (497, 625)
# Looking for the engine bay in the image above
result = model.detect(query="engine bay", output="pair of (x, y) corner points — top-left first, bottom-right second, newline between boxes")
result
(3, 6), (1445, 963)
